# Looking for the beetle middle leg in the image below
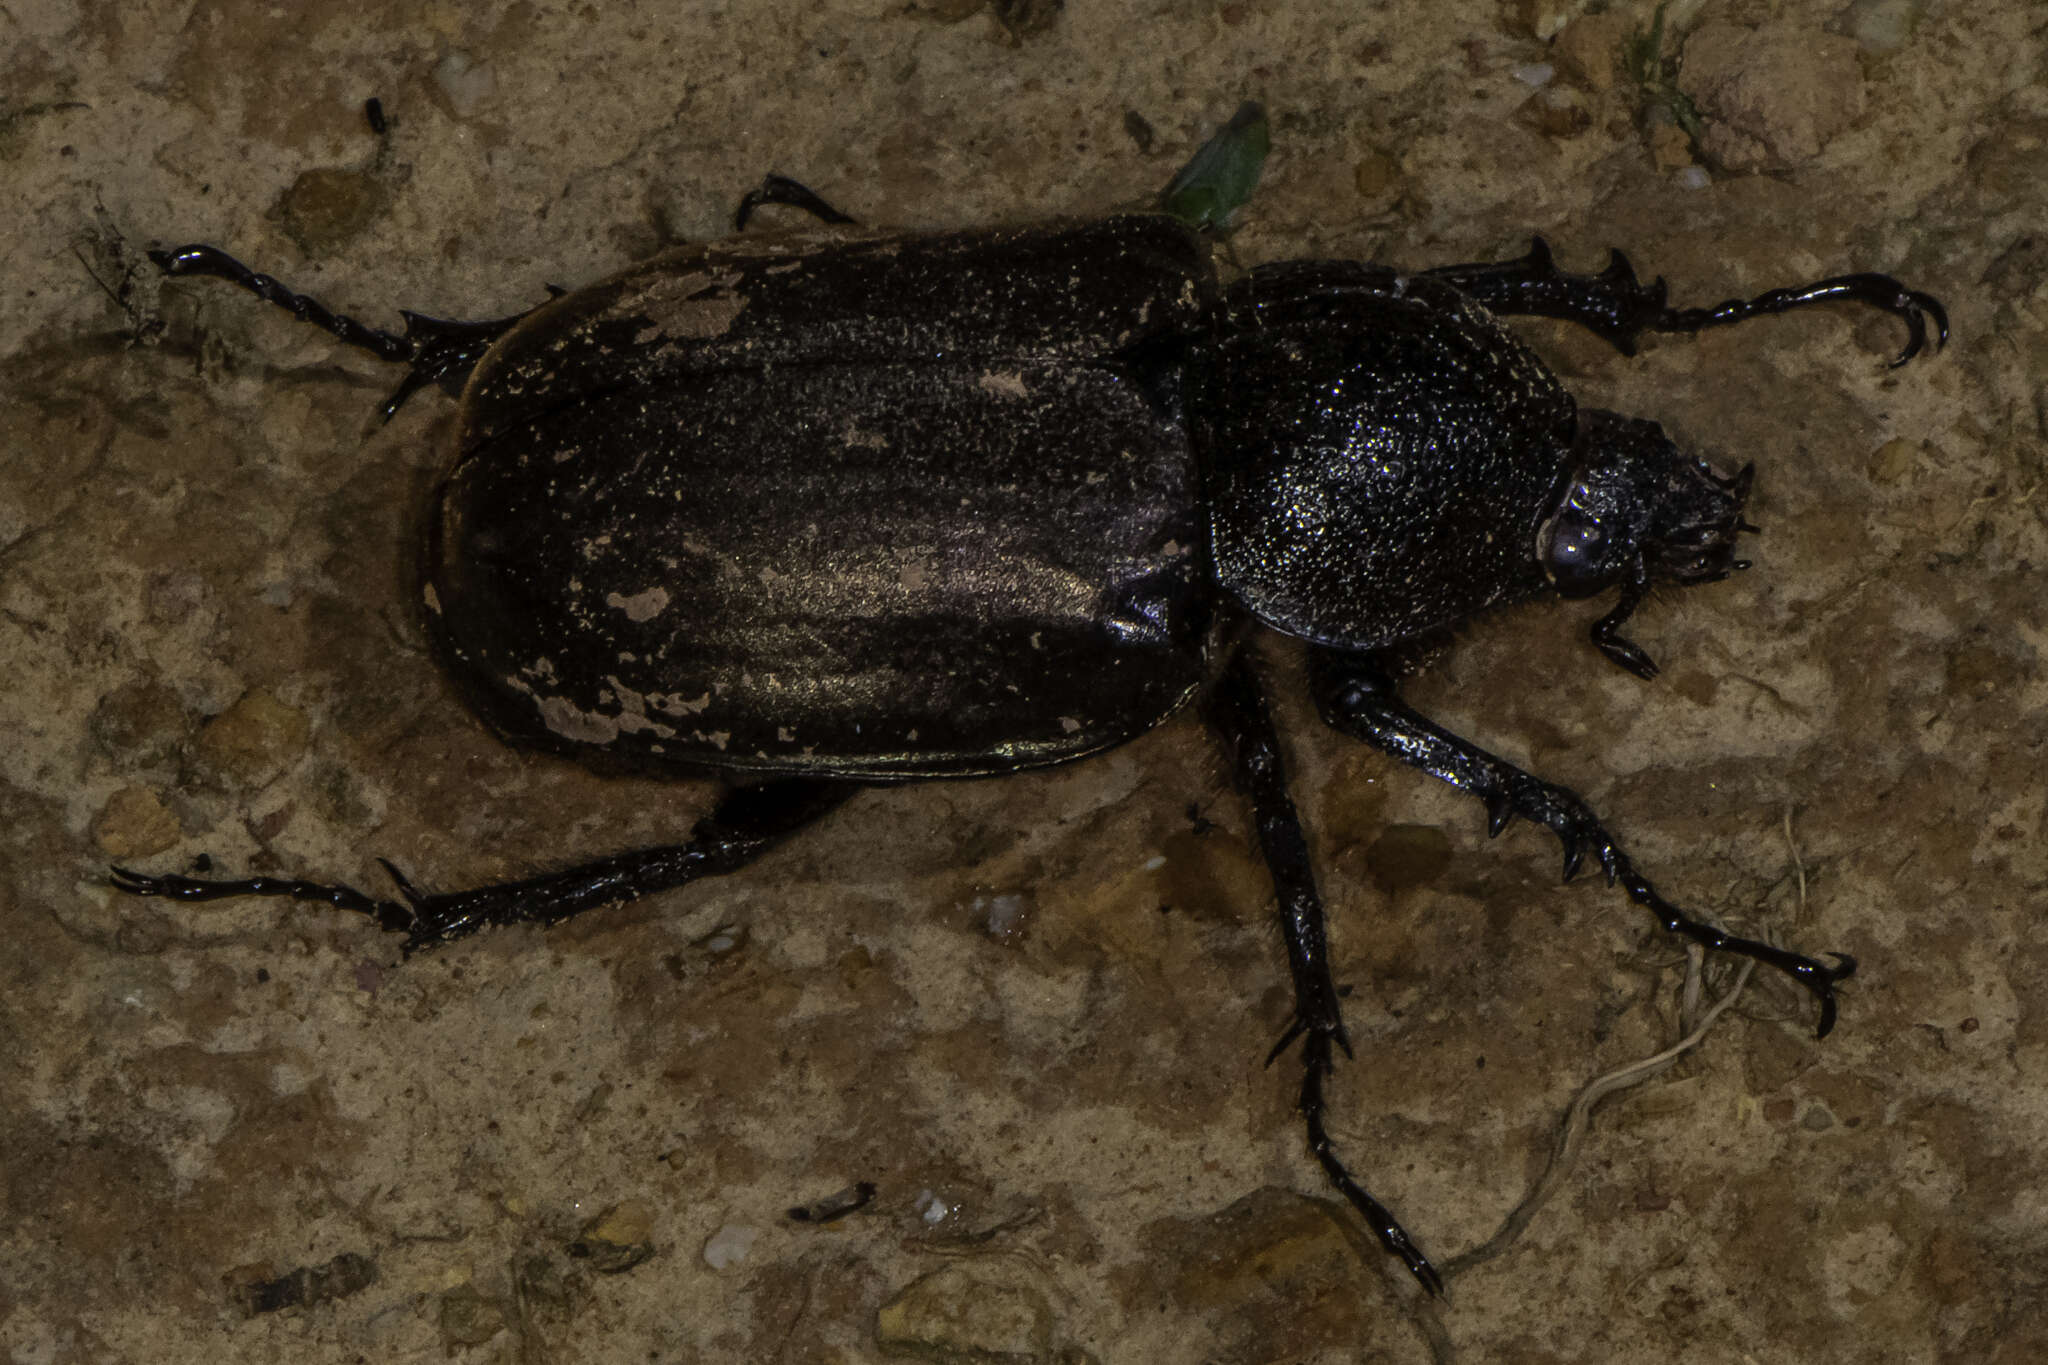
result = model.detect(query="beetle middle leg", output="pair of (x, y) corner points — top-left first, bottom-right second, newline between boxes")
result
(1419, 236), (1949, 367)
(1307, 647), (1855, 1037)
(1209, 649), (1444, 1296)
(112, 778), (855, 952)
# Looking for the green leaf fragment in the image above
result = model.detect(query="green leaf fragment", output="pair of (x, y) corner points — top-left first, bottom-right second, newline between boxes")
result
(1159, 101), (1270, 232)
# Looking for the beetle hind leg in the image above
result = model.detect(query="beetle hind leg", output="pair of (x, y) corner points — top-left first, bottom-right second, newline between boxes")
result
(111, 779), (855, 953)
(1308, 647), (1856, 1037)
(1210, 650), (1445, 1297)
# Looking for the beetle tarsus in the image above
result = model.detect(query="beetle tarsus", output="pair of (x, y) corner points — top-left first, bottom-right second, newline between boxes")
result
(109, 864), (405, 923)
(1591, 624), (1659, 680)
(150, 243), (538, 421)
(732, 174), (859, 233)
(1613, 865), (1856, 1038)
(1309, 649), (1855, 1037)
(1586, 569), (1659, 678)
(1298, 1028), (1445, 1297)
(1659, 273), (1949, 369)
(150, 244), (418, 365)
(1420, 240), (1948, 366)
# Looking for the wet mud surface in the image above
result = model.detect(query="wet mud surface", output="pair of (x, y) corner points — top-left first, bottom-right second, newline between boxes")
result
(3, 1), (2045, 1361)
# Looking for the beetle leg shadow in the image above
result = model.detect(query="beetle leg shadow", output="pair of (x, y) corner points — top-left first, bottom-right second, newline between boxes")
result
(1419, 236), (1949, 368)
(1307, 647), (1856, 1037)
(1210, 650), (1445, 1297)
(111, 778), (856, 953)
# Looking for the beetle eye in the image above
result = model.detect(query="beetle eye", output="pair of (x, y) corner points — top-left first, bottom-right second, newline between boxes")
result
(1549, 518), (1602, 565)
(1539, 510), (1612, 597)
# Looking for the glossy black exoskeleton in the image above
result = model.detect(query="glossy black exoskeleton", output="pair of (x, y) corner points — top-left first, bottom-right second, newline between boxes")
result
(118, 165), (1946, 1295)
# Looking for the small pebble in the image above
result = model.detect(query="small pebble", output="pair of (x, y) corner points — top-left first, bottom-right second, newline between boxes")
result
(94, 786), (181, 858)
(974, 892), (1029, 941)
(914, 1189), (952, 1225)
(701, 1223), (758, 1270)
(570, 1200), (656, 1274)
(435, 50), (496, 116)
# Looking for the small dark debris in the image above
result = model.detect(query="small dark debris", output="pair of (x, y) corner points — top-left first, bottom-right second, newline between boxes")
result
(229, 1250), (378, 1317)
(363, 97), (387, 136)
(788, 1180), (877, 1224)
(1123, 110), (1156, 153)
(990, 0), (1061, 39)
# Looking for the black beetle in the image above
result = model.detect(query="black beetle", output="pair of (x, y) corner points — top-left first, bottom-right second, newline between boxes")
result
(117, 143), (1946, 1295)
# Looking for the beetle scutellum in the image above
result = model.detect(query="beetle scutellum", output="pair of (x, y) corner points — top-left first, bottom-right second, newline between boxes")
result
(118, 108), (1946, 1293)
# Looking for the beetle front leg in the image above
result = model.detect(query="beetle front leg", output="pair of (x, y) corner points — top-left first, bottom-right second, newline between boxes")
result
(1209, 650), (1444, 1297)
(1307, 647), (1855, 1037)
(112, 778), (856, 952)
(1419, 237), (1948, 367)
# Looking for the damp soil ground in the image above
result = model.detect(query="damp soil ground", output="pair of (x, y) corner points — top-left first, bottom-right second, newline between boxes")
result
(4, 2), (2046, 1362)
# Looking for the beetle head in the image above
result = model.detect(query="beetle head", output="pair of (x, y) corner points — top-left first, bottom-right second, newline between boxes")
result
(1537, 410), (1754, 599)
